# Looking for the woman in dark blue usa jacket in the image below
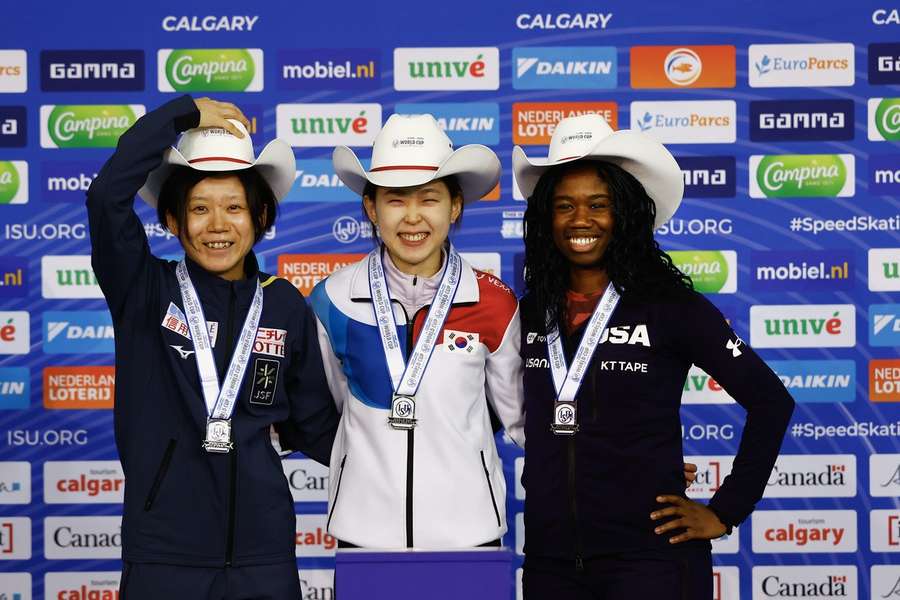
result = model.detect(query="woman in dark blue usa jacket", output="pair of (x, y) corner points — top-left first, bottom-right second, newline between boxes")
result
(513, 114), (795, 599)
(87, 95), (339, 599)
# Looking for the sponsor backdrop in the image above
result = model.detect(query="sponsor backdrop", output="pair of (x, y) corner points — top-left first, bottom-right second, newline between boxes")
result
(1, 0), (899, 598)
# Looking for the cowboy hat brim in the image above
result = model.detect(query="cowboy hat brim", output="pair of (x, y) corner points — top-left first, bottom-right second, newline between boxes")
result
(512, 130), (684, 229)
(138, 138), (296, 208)
(333, 143), (500, 204)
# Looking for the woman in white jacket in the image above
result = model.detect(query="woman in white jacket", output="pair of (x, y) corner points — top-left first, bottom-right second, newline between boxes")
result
(307, 114), (525, 549)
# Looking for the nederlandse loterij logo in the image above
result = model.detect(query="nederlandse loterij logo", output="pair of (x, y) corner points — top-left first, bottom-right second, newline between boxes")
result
(668, 250), (736, 293)
(748, 43), (854, 87)
(158, 49), (263, 92)
(0, 161), (27, 204)
(868, 98), (900, 141)
(40, 105), (144, 149)
(394, 47), (499, 91)
(749, 154), (854, 198)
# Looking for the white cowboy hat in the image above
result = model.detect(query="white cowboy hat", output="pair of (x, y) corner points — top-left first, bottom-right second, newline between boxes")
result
(333, 113), (500, 204)
(139, 119), (296, 208)
(512, 114), (684, 228)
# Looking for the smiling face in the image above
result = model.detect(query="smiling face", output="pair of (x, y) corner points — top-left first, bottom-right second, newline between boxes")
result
(165, 175), (259, 281)
(363, 179), (462, 277)
(550, 165), (616, 276)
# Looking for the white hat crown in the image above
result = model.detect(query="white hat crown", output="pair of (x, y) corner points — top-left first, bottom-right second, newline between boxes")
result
(369, 114), (455, 174)
(175, 120), (256, 167)
(547, 114), (614, 163)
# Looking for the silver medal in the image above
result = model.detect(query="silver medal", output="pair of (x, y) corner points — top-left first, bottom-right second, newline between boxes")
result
(388, 394), (417, 430)
(203, 419), (233, 453)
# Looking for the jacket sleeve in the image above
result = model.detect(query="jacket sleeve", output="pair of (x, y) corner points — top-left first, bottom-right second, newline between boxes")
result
(315, 317), (352, 415)
(86, 95), (200, 319)
(675, 292), (794, 527)
(485, 303), (526, 447)
(279, 291), (340, 466)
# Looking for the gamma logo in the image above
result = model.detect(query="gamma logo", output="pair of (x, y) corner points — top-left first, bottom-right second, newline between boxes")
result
(394, 47), (499, 91)
(869, 43), (900, 85)
(868, 98), (900, 141)
(630, 45), (735, 88)
(0, 106), (26, 147)
(749, 154), (854, 198)
(158, 49), (263, 92)
(750, 99), (853, 142)
(41, 50), (145, 92)
(676, 156), (735, 198)
(512, 46), (616, 90)
(41, 105), (145, 149)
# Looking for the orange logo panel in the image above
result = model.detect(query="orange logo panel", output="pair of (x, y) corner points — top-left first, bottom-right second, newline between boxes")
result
(278, 253), (366, 296)
(630, 45), (736, 89)
(44, 366), (115, 409)
(870, 359), (900, 402)
(481, 182), (501, 201)
(513, 102), (618, 145)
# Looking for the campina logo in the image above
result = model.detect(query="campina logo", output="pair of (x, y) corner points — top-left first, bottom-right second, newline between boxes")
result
(868, 98), (900, 141)
(42, 160), (102, 202)
(676, 156), (735, 198)
(752, 510), (857, 553)
(0, 50), (27, 93)
(870, 510), (900, 552)
(750, 304), (855, 348)
(0, 257), (26, 299)
(0, 106), (26, 147)
(513, 102), (617, 145)
(870, 454), (900, 497)
(630, 100), (735, 143)
(394, 103), (499, 146)
(0, 367), (29, 410)
(752, 566), (856, 599)
(43, 310), (115, 354)
(630, 45), (735, 88)
(682, 366), (736, 405)
(668, 250), (736, 293)
(748, 43), (854, 87)
(278, 49), (378, 91)
(870, 154), (900, 195)
(42, 255), (103, 299)
(869, 42), (900, 85)
(750, 99), (853, 142)
(763, 454), (855, 498)
(870, 359), (900, 402)
(159, 49), (263, 92)
(767, 360), (855, 403)
(40, 105), (144, 149)
(41, 50), (145, 92)
(868, 248), (900, 291)
(749, 154), (854, 198)
(0, 161), (27, 205)
(870, 304), (900, 347)
(394, 47), (499, 91)
(278, 254), (365, 296)
(750, 250), (853, 292)
(512, 46), (616, 89)
(276, 103), (381, 147)
(283, 159), (355, 203)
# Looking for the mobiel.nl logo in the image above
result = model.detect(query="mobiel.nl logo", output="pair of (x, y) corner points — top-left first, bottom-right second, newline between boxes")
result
(0, 161), (27, 205)
(278, 49), (378, 91)
(749, 154), (854, 198)
(394, 47), (499, 91)
(276, 104), (381, 147)
(750, 250), (853, 292)
(870, 155), (900, 195)
(750, 304), (855, 348)
(667, 250), (736, 293)
(512, 46), (616, 90)
(40, 105), (145, 149)
(868, 98), (900, 141)
(41, 50), (144, 92)
(0, 257), (26, 299)
(158, 49), (263, 92)
(748, 43), (854, 87)
(42, 160), (102, 202)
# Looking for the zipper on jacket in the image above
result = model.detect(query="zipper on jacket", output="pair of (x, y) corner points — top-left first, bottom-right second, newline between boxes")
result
(404, 309), (420, 549)
(326, 454), (348, 530)
(479, 451), (502, 527)
(568, 436), (584, 571)
(224, 285), (238, 567)
(144, 439), (177, 511)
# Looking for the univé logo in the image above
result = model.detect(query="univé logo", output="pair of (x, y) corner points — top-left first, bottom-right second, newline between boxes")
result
(749, 154), (854, 198)
(394, 47), (499, 91)
(0, 311), (29, 356)
(278, 254), (365, 296)
(41, 105), (144, 149)
(868, 97), (900, 141)
(682, 366), (736, 405)
(159, 49), (263, 92)
(868, 248), (900, 291)
(750, 304), (855, 348)
(42, 255), (103, 299)
(276, 103), (381, 147)
(630, 45), (735, 88)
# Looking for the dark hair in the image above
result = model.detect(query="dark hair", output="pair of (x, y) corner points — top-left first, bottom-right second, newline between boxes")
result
(523, 160), (692, 330)
(361, 175), (465, 235)
(157, 167), (278, 244)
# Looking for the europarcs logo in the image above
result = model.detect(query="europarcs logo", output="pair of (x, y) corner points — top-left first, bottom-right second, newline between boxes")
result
(0, 161), (27, 204)
(158, 49), (263, 92)
(868, 98), (900, 141)
(40, 105), (144, 149)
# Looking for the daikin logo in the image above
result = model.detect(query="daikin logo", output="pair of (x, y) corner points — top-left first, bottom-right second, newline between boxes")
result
(0, 161), (27, 204)
(159, 49), (263, 92)
(395, 103), (499, 146)
(749, 154), (854, 198)
(750, 100), (853, 142)
(41, 105), (144, 149)
(394, 48), (499, 91)
(870, 304), (900, 347)
(868, 98), (900, 141)
(44, 311), (115, 354)
(750, 304), (855, 348)
(283, 160), (354, 203)
(667, 250), (736, 293)
(767, 360), (855, 403)
(512, 47), (616, 89)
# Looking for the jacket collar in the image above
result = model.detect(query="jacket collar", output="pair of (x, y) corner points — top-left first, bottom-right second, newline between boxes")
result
(349, 248), (479, 305)
(183, 251), (262, 293)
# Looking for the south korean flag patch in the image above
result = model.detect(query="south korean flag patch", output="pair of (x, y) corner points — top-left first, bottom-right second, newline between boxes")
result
(444, 329), (479, 353)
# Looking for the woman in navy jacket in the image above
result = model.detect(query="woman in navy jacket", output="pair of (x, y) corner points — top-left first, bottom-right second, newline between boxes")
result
(87, 96), (338, 599)
(514, 114), (794, 599)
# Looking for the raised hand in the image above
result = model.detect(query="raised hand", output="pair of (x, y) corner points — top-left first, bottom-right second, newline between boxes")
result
(193, 97), (251, 138)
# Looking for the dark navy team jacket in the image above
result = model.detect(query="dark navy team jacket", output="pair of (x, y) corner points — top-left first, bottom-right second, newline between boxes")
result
(86, 95), (339, 567)
(519, 288), (794, 562)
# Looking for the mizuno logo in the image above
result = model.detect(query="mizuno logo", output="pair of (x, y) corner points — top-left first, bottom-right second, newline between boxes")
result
(726, 337), (744, 357)
(170, 345), (194, 359)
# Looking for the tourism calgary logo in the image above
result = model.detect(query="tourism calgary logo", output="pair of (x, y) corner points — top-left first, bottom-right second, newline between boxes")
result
(159, 49), (263, 92)
(41, 105), (144, 149)
(868, 97), (900, 141)
(750, 154), (854, 198)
